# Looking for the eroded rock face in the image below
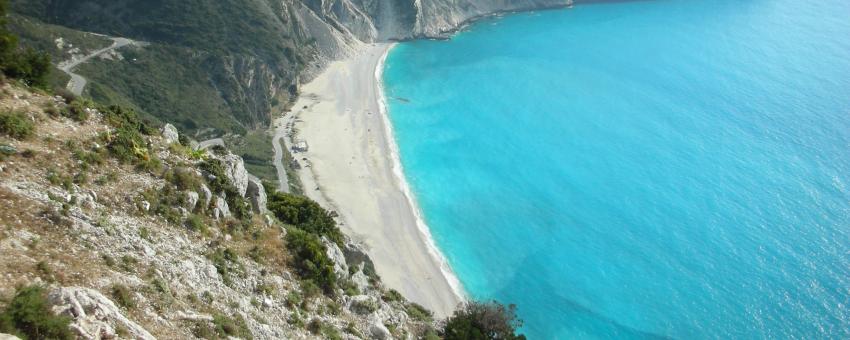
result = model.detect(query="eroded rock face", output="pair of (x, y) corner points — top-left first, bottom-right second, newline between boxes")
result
(200, 184), (212, 208)
(214, 196), (231, 219)
(322, 236), (349, 278)
(48, 287), (155, 340)
(186, 191), (199, 211)
(161, 123), (179, 144)
(246, 177), (267, 214)
(369, 321), (392, 340)
(220, 154), (249, 197)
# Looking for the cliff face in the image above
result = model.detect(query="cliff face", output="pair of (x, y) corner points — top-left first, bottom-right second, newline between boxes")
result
(9, 0), (569, 132)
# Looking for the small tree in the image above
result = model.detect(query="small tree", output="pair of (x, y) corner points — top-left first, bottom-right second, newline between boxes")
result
(0, 285), (73, 340)
(285, 228), (337, 294)
(0, 0), (51, 88)
(443, 301), (526, 340)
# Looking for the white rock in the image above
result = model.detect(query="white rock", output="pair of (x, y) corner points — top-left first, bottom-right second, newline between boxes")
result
(48, 287), (155, 340)
(200, 184), (212, 208)
(220, 154), (248, 197)
(186, 191), (199, 211)
(351, 265), (370, 293)
(322, 236), (348, 278)
(140, 200), (151, 212)
(214, 196), (230, 219)
(161, 123), (179, 144)
(246, 177), (267, 213)
(0, 333), (22, 340)
(369, 321), (391, 340)
(174, 311), (214, 322)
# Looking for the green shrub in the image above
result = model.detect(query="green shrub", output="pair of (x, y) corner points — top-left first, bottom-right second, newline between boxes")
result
(212, 313), (252, 339)
(164, 167), (202, 191)
(382, 289), (403, 303)
(209, 248), (242, 286)
(442, 301), (526, 340)
(111, 284), (135, 309)
(307, 318), (341, 340)
(285, 228), (337, 295)
(61, 100), (89, 122)
(199, 159), (252, 221)
(406, 302), (433, 322)
(268, 192), (342, 245)
(0, 110), (33, 139)
(0, 285), (73, 340)
(185, 214), (206, 233)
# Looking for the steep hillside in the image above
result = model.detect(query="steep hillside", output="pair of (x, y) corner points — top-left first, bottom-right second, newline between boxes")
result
(0, 85), (439, 339)
(9, 0), (570, 135)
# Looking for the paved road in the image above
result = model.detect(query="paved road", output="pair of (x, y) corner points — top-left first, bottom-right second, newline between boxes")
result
(57, 37), (134, 96)
(197, 138), (225, 150)
(271, 133), (291, 193)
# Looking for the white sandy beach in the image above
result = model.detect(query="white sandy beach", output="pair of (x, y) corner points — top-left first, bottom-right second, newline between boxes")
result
(273, 43), (462, 317)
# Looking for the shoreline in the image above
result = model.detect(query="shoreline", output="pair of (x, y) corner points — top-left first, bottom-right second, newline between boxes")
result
(274, 43), (463, 317)
(373, 44), (467, 302)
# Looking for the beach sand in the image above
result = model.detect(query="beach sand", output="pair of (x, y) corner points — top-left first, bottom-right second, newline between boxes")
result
(273, 43), (462, 317)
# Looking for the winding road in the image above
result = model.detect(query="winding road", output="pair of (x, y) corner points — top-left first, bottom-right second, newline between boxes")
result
(57, 37), (135, 96)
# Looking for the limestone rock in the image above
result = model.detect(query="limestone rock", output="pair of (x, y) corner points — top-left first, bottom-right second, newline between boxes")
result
(48, 287), (155, 340)
(351, 265), (370, 293)
(200, 184), (212, 208)
(186, 191), (199, 211)
(322, 236), (348, 278)
(214, 196), (230, 219)
(246, 177), (267, 213)
(369, 321), (391, 340)
(220, 154), (248, 197)
(349, 295), (378, 315)
(161, 123), (179, 144)
(0, 334), (21, 340)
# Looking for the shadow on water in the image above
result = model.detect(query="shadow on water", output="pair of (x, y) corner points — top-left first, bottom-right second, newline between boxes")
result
(492, 254), (672, 339)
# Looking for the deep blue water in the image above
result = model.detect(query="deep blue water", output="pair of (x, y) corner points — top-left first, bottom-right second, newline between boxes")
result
(382, 1), (850, 338)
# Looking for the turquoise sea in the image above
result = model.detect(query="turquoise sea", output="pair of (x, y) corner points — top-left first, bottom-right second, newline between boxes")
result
(382, 0), (850, 339)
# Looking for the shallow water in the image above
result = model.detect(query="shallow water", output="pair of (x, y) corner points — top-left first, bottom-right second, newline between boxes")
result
(383, 1), (850, 338)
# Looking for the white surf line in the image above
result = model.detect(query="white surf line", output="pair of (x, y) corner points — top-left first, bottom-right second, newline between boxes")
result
(374, 43), (468, 302)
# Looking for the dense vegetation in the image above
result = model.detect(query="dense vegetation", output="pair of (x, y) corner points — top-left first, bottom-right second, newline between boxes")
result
(0, 286), (73, 340)
(0, 109), (34, 139)
(0, 0), (50, 88)
(268, 192), (343, 246)
(8, 0), (310, 136)
(267, 191), (344, 295)
(286, 228), (338, 294)
(443, 301), (526, 340)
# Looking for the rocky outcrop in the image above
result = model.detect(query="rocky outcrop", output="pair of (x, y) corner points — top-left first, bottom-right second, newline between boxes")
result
(48, 287), (155, 340)
(161, 123), (179, 144)
(220, 154), (249, 197)
(246, 177), (267, 214)
(322, 236), (349, 278)
(214, 196), (231, 219)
